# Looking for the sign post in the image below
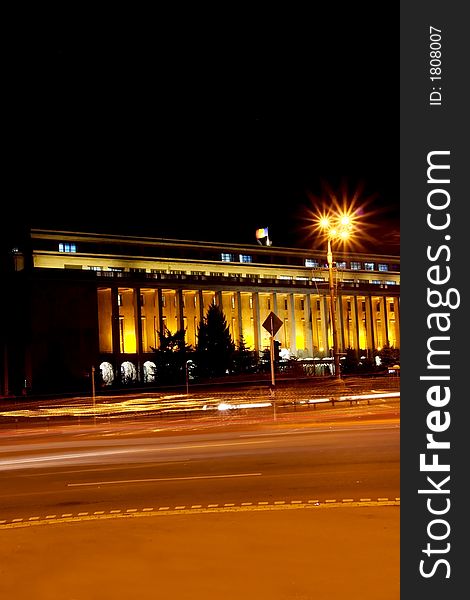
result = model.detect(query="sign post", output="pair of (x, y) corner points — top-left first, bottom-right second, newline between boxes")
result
(262, 311), (283, 386)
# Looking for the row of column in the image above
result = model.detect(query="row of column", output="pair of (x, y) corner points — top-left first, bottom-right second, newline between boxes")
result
(98, 286), (400, 358)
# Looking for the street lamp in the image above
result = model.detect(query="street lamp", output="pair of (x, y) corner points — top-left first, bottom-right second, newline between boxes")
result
(318, 212), (354, 379)
(185, 359), (194, 395)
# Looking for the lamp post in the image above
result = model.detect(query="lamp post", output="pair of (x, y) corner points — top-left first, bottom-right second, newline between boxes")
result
(319, 212), (354, 380)
(185, 360), (193, 395)
(326, 236), (341, 379)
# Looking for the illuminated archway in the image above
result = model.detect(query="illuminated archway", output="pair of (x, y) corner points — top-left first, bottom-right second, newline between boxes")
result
(143, 361), (156, 383)
(121, 361), (137, 384)
(99, 362), (114, 386)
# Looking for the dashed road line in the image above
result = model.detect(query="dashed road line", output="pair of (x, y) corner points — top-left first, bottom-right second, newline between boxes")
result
(1, 497), (400, 530)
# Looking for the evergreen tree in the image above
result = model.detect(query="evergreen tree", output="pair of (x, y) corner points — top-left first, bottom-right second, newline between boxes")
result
(232, 334), (258, 374)
(377, 343), (400, 369)
(151, 326), (193, 384)
(195, 303), (235, 378)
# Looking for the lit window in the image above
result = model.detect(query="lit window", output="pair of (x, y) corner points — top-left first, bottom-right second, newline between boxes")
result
(239, 254), (252, 263)
(378, 263), (389, 272)
(364, 262), (375, 271)
(305, 259), (319, 268)
(221, 253), (236, 262)
(385, 280), (396, 285)
(350, 261), (361, 270)
(59, 242), (77, 253)
(336, 261), (347, 269)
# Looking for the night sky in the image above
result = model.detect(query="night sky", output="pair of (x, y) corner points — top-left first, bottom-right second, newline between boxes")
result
(5, 10), (399, 255)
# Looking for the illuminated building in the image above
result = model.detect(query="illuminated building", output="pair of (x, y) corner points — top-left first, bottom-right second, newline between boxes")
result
(1, 229), (400, 395)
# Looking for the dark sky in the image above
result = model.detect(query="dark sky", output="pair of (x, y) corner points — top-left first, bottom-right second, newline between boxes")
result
(6, 9), (399, 255)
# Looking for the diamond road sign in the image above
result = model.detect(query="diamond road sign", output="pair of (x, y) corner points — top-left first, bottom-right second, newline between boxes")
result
(262, 311), (283, 336)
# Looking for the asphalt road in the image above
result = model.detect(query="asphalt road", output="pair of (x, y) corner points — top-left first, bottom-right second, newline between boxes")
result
(0, 400), (400, 600)
(0, 403), (399, 520)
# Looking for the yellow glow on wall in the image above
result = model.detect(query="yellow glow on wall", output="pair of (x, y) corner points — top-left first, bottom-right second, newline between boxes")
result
(296, 330), (305, 351)
(123, 330), (137, 354)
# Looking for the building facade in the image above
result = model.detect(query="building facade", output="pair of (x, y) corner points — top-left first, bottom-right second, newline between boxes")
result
(1, 229), (400, 395)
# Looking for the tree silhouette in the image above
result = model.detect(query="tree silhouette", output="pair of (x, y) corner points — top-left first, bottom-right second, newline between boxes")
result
(195, 303), (235, 378)
(232, 334), (258, 374)
(377, 343), (400, 368)
(151, 326), (193, 384)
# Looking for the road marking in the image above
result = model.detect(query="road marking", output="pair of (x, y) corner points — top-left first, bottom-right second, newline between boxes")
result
(61, 513), (73, 518)
(191, 505), (202, 509)
(208, 504), (219, 508)
(342, 499), (354, 503)
(67, 472), (262, 487)
(0, 499), (401, 530)
(360, 498), (371, 502)
(142, 508), (154, 512)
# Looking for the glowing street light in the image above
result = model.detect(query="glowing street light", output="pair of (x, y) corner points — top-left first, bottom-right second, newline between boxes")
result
(317, 210), (355, 379)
